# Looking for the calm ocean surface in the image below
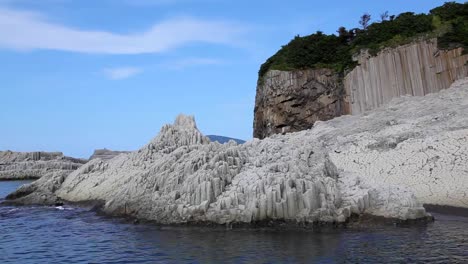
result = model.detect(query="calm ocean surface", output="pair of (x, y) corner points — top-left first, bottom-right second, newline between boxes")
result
(1, 180), (467, 264)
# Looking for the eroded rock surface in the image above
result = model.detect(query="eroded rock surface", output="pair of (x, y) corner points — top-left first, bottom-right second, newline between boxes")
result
(254, 39), (468, 139)
(5, 170), (69, 205)
(89, 149), (131, 161)
(10, 79), (468, 224)
(0, 151), (86, 180)
(345, 38), (468, 114)
(330, 78), (468, 208)
(14, 77), (467, 223)
(254, 69), (348, 139)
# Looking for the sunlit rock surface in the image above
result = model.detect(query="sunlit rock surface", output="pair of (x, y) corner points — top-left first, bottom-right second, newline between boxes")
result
(0, 151), (86, 180)
(254, 39), (468, 139)
(89, 149), (131, 161)
(345, 38), (468, 114)
(9, 79), (468, 223)
(52, 113), (425, 224)
(332, 78), (468, 208)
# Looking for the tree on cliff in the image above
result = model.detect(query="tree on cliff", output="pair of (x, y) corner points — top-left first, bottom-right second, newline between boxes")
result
(258, 2), (467, 79)
(380, 11), (389, 22)
(359, 13), (371, 29)
(337, 26), (354, 43)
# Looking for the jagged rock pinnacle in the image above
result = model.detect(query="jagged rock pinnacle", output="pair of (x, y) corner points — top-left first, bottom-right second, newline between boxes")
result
(174, 114), (197, 129)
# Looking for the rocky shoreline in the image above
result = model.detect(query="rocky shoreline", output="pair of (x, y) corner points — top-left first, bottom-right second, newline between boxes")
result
(3, 196), (435, 230)
(4, 79), (467, 227)
(0, 151), (87, 181)
(423, 204), (468, 218)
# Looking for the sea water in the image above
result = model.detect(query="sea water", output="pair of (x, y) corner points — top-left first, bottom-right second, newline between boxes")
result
(1, 181), (467, 263)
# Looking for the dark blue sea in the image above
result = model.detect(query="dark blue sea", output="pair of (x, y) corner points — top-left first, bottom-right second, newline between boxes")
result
(1, 180), (467, 263)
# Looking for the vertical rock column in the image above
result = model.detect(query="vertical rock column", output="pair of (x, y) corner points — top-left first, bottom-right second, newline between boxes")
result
(345, 38), (468, 114)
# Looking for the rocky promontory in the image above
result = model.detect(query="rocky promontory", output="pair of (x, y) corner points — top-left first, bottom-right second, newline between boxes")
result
(254, 2), (468, 139)
(10, 79), (468, 224)
(0, 151), (87, 180)
(255, 39), (468, 139)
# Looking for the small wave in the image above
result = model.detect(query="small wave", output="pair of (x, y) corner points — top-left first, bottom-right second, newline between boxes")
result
(55, 206), (74, 211)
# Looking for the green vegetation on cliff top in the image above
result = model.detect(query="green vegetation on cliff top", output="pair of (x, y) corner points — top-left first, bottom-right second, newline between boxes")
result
(259, 2), (468, 80)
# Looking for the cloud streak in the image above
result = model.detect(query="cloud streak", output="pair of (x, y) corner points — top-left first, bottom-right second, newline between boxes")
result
(0, 7), (244, 54)
(103, 67), (142, 80)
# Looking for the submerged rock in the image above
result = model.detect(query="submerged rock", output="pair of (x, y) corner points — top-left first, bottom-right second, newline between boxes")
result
(0, 151), (87, 180)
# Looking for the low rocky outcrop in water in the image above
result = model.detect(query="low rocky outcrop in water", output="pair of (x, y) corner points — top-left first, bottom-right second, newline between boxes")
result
(10, 80), (468, 225)
(9, 78), (468, 225)
(0, 151), (87, 180)
(89, 149), (131, 161)
(5, 109), (429, 223)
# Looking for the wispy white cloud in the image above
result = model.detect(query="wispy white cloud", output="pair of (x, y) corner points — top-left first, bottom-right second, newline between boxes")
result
(0, 6), (245, 54)
(161, 57), (223, 70)
(103, 67), (142, 80)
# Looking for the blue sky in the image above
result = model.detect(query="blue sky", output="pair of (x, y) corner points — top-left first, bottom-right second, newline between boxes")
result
(0, 0), (457, 158)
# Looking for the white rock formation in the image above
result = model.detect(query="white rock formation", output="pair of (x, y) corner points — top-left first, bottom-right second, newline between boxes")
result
(10, 79), (468, 224)
(331, 78), (468, 208)
(89, 149), (131, 161)
(53, 113), (426, 224)
(0, 151), (86, 180)
(344, 38), (468, 114)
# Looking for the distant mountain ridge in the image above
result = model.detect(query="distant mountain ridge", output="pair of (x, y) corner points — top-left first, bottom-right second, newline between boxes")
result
(206, 135), (245, 144)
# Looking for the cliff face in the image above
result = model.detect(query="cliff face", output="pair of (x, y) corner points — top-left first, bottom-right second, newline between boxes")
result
(0, 151), (86, 180)
(254, 39), (468, 138)
(254, 69), (348, 139)
(345, 38), (468, 114)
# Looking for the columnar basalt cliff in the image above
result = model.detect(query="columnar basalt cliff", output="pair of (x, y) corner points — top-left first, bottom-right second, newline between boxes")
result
(0, 151), (87, 180)
(345, 38), (468, 114)
(254, 39), (468, 138)
(254, 68), (348, 139)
